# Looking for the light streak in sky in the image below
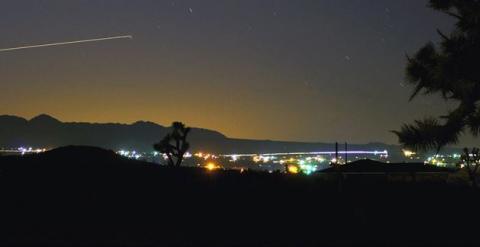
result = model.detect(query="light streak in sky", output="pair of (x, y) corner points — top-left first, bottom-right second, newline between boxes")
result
(221, 150), (389, 158)
(0, 35), (133, 53)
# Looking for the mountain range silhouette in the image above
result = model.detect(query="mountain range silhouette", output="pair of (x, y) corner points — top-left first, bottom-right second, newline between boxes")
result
(0, 114), (423, 159)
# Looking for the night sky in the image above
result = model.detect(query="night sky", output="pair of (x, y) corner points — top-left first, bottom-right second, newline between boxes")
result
(1, 0), (472, 146)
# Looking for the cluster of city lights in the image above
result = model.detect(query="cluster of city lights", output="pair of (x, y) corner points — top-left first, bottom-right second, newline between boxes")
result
(0, 147), (48, 156)
(253, 155), (274, 163)
(100, 147), (480, 175)
(283, 160), (320, 175)
(426, 156), (448, 167)
(298, 160), (318, 175)
(251, 155), (329, 165)
(118, 150), (192, 160)
(19, 147), (47, 155)
(425, 153), (463, 167)
(402, 149), (416, 158)
(113, 148), (397, 175)
(199, 150), (391, 174)
(221, 150), (388, 159)
(9, 146), (475, 173)
(194, 152), (217, 160)
(117, 150), (143, 160)
(223, 150), (388, 164)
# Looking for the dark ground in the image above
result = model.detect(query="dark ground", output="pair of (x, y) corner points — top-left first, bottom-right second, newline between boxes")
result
(0, 146), (479, 247)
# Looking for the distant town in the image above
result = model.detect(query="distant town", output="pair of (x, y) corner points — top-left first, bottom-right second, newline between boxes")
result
(1, 146), (463, 175)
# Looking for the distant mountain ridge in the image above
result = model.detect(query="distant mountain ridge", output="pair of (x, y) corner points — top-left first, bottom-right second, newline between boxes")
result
(0, 114), (227, 152)
(0, 114), (414, 160)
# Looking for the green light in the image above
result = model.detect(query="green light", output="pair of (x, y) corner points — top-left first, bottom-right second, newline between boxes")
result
(299, 163), (316, 175)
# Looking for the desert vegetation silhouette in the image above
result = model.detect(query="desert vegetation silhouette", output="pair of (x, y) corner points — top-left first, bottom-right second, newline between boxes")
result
(393, 0), (480, 152)
(154, 122), (191, 167)
(461, 148), (480, 188)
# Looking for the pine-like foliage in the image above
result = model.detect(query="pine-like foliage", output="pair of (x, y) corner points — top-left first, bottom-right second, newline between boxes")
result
(394, 0), (480, 152)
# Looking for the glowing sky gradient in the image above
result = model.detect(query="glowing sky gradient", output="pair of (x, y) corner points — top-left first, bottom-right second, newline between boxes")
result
(0, 0), (474, 146)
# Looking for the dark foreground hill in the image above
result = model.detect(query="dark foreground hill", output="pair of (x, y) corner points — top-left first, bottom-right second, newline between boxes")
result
(322, 159), (453, 173)
(0, 146), (479, 247)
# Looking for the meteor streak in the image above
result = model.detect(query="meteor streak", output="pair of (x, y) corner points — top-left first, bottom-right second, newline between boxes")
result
(0, 35), (133, 52)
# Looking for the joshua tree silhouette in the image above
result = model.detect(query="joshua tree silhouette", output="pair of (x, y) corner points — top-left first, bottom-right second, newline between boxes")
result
(393, 0), (480, 152)
(154, 122), (191, 167)
(460, 148), (480, 189)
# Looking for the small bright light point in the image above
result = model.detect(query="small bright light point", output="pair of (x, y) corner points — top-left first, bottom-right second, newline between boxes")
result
(287, 165), (299, 174)
(402, 149), (416, 158)
(205, 162), (219, 171)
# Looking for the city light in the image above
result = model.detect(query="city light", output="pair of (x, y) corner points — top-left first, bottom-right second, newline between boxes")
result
(314, 156), (326, 163)
(8, 145), (467, 172)
(425, 154), (460, 167)
(117, 150), (143, 159)
(221, 150), (389, 158)
(287, 165), (300, 174)
(110, 147), (436, 172)
(402, 149), (416, 158)
(0, 147), (49, 155)
(299, 163), (317, 175)
(205, 162), (220, 171)
(195, 152), (217, 160)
